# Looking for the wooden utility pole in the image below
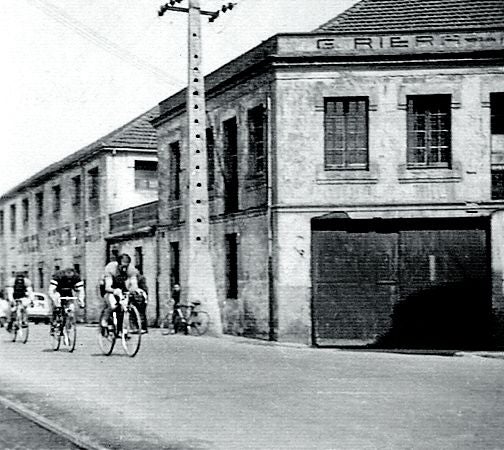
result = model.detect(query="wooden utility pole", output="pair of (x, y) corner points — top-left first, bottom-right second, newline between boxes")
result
(159, 1), (236, 335)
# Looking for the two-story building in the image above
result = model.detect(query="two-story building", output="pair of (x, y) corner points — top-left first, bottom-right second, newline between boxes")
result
(0, 107), (159, 321)
(140, 0), (503, 349)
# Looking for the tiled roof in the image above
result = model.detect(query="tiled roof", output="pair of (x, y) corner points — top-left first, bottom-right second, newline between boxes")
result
(315, 0), (504, 33)
(0, 106), (159, 200)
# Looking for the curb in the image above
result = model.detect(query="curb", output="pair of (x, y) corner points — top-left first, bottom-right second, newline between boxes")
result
(0, 394), (108, 450)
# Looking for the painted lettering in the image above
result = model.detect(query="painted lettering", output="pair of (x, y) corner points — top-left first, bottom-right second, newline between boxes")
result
(354, 37), (373, 49)
(317, 38), (336, 49)
(442, 34), (460, 46)
(390, 36), (409, 48)
(415, 35), (434, 47)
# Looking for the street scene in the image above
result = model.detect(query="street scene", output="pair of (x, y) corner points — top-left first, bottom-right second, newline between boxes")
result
(2, 0), (504, 448)
(1, 325), (504, 449)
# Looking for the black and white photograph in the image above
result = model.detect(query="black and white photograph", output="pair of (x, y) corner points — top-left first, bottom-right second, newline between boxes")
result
(0, 0), (504, 448)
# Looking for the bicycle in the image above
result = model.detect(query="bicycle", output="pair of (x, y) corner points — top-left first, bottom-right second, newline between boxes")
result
(97, 291), (142, 357)
(50, 297), (79, 352)
(8, 298), (31, 343)
(161, 300), (210, 336)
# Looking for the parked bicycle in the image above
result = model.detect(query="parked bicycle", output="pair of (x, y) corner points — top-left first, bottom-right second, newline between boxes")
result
(97, 291), (142, 357)
(8, 298), (30, 344)
(161, 300), (210, 336)
(50, 296), (79, 352)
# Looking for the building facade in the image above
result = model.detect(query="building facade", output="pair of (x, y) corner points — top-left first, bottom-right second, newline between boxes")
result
(0, 108), (159, 321)
(143, 0), (504, 348)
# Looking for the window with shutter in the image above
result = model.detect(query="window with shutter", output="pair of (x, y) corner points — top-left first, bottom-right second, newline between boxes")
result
(324, 97), (368, 170)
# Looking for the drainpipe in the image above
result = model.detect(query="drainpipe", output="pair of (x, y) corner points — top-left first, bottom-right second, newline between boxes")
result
(155, 225), (161, 327)
(267, 93), (277, 341)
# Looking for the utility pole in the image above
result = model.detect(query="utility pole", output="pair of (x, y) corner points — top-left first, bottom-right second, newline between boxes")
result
(158, 1), (236, 335)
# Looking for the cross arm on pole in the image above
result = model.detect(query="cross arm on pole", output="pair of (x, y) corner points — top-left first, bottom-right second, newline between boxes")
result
(158, 5), (217, 17)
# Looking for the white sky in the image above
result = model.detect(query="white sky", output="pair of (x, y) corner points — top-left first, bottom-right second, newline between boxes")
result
(0, 0), (357, 195)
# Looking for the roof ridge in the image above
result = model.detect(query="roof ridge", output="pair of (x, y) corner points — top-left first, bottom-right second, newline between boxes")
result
(313, 0), (504, 34)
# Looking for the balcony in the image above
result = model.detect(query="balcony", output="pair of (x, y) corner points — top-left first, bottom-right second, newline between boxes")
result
(109, 201), (158, 235)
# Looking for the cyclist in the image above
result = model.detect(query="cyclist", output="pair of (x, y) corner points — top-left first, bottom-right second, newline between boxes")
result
(5, 272), (34, 332)
(101, 253), (139, 332)
(170, 283), (185, 334)
(48, 268), (85, 332)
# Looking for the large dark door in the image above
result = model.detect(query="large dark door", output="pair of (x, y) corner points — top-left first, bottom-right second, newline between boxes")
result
(394, 228), (490, 349)
(312, 219), (491, 348)
(313, 230), (398, 344)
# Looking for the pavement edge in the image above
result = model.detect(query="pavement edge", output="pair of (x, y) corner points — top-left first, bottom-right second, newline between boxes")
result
(0, 393), (108, 450)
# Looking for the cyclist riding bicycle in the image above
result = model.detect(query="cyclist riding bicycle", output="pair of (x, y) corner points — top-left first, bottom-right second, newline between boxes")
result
(48, 268), (85, 332)
(101, 253), (140, 332)
(5, 272), (34, 332)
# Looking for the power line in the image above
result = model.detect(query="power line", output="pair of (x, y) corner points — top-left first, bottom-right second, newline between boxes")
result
(27, 0), (185, 87)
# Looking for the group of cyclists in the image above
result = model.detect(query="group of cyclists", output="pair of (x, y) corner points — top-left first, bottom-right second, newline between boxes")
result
(1, 252), (149, 340)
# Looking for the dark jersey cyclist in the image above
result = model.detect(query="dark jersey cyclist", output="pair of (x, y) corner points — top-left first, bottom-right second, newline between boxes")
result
(48, 268), (85, 321)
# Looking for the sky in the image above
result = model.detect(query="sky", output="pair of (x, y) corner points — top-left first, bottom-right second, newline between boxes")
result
(0, 0), (357, 195)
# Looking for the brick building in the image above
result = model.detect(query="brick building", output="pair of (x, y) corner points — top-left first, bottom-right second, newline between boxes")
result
(0, 108), (159, 321)
(125, 0), (501, 349)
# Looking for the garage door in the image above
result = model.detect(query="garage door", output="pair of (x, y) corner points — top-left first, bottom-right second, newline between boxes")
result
(312, 219), (491, 348)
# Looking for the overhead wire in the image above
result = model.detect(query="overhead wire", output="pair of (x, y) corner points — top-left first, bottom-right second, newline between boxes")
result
(26, 0), (185, 87)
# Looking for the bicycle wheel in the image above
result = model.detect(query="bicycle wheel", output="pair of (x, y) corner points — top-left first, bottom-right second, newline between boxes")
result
(19, 310), (29, 344)
(161, 312), (173, 335)
(11, 322), (17, 342)
(50, 317), (61, 351)
(64, 315), (77, 352)
(189, 310), (210, 336)
(97, 314), (116, 356)
(121, 305), (141, 357)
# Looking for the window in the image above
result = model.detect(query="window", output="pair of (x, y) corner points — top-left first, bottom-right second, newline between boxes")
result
(248, 105), (267, 176)
(35, 192), (44, 220)
(492, 170), (504, 200)
(88, 167), (100, 205)
(169, 241), (180, 287)
(225, 233), (238, 299)
(135, 246), (143, 274)
(10, 204), (16, 234)
(206, 128), (215, 192)
(134, 160), (158, 190)
(38, 263), (44, 289)
(72, 175), (81, 207)
(491, 93), (504, 135)
(52, 185), (61, 216)
(169, 142), (181, 201)
(324, 97), (368, 169)
(0, 210), (4, 236)
(407, 95), (451, 167)
(223, 117), (239, 213)
(22, 198), (29, 226)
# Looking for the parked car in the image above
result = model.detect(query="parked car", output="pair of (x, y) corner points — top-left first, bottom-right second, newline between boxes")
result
(0, 297), (9, 327)
(27, 292), (51, 324)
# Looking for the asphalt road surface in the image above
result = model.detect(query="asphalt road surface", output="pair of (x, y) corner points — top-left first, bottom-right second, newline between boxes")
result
(0, 324), (503, 449)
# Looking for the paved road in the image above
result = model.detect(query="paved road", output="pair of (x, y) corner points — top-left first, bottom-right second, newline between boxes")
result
(0, 325), (503, 450)
(0, 402), (80, 449)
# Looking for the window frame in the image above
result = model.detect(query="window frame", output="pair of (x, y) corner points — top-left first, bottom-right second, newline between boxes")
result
(406, 94), (452, 169)
(225, 233), (238, 299)
(52, 185), (61, 217)
(169, 142), (181, 202)
(134, 160), (158, 191)
(9, 204), (16, 234)
(206, 127), (215, 193)
(247, 104), (267, 177)
(324, 96), (369, 171)
(491, 92), (504, 135)
(72, 175), (81, 207)
(22, 198), (29, 226)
